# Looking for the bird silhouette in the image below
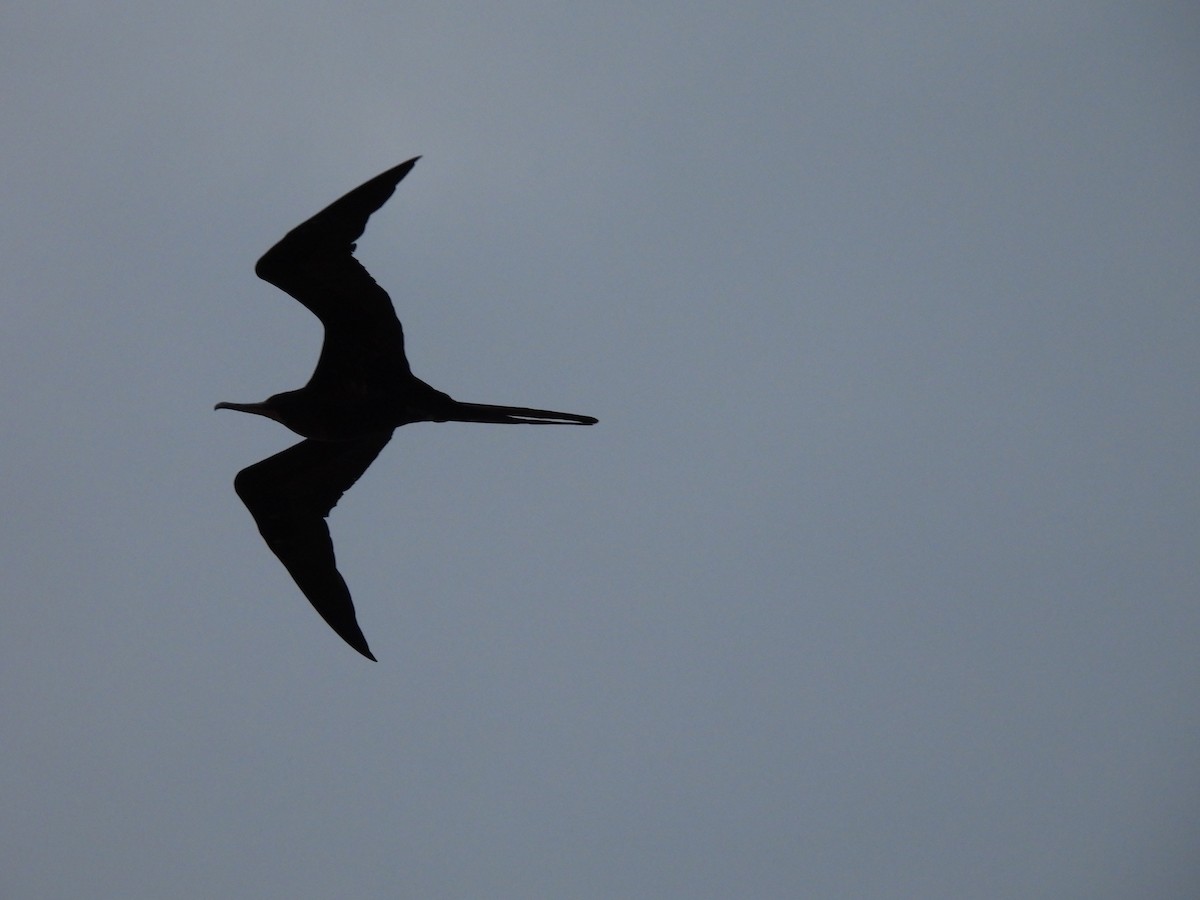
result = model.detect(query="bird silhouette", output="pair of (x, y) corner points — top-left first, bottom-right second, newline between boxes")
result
(217, 158), (596, 660)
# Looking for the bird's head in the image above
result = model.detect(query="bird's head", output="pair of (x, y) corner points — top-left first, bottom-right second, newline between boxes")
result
(215, 398), (283, 421)
(215, 390), (357, 440)
(214, 391), (306, 431)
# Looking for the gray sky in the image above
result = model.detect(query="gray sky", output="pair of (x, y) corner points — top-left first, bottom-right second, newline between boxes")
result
(4, 2), (1199, 897)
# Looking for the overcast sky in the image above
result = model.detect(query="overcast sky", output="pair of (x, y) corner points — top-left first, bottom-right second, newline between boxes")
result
(4, 2), (1199, 897)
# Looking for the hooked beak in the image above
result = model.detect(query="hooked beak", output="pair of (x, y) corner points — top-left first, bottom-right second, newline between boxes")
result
(215, 401), (278, 421)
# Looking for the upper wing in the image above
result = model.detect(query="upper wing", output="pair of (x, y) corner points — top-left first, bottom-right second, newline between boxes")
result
(254, 158), (421, 391)
(233, 432), (394, 660)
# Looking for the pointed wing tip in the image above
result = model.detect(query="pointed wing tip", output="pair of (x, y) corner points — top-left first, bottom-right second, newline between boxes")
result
(331, 620), (377, 661)
(393, 156), (421, 177)
(331, 610), (377, 662)
(323, 613), (378, 662)
(254, 158), (424, 284)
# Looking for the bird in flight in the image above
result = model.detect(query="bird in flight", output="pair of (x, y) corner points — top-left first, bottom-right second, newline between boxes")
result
(217, 157), (596, 660)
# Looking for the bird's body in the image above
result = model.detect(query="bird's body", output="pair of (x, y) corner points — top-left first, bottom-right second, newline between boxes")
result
(217, 158), (595, 660)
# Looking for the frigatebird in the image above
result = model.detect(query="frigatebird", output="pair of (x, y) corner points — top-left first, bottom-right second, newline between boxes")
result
(216, 157), (596, 660)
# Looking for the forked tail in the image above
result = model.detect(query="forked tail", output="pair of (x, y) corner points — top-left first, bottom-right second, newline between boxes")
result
(447, 403), (597, 425)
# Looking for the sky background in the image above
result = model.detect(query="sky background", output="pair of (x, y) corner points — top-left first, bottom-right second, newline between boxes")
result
(4, 2), (1199, 897)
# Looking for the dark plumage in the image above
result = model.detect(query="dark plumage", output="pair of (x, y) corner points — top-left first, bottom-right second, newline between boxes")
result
(217, 158), (595, 660)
